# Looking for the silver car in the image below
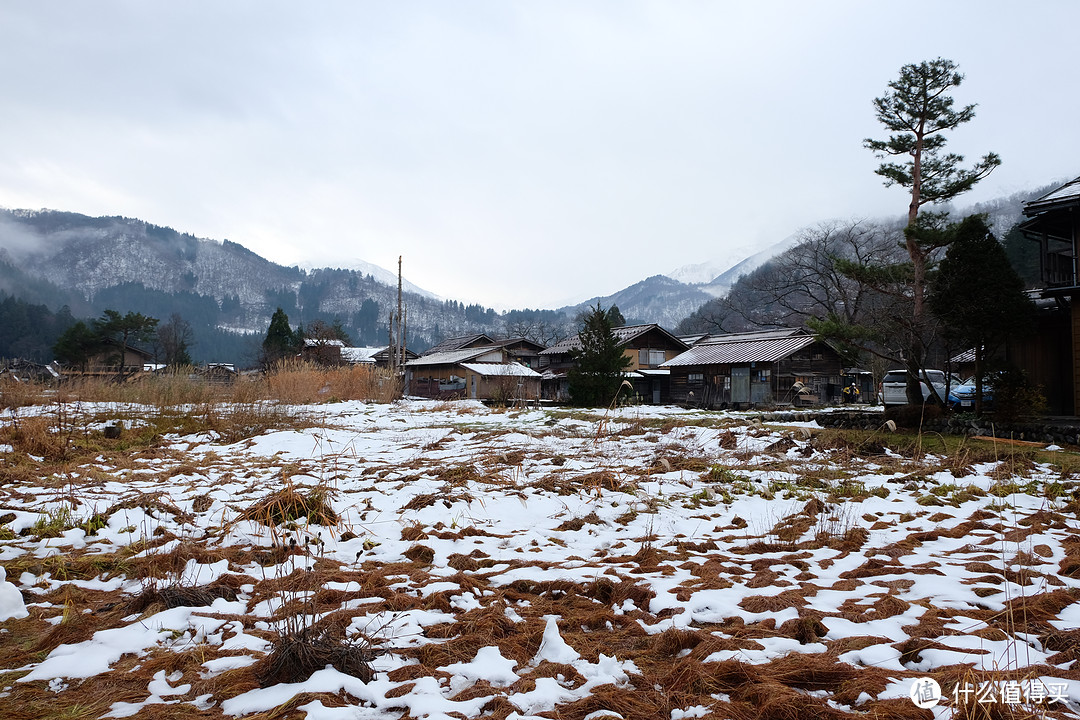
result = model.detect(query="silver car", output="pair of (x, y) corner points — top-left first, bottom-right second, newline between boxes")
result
(879, 369), (949, 406)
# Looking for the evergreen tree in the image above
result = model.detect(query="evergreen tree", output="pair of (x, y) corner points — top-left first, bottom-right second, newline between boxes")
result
(606, 305), (626, 328)
(262, 307), (299, 367)
(929, 215), (1034, 415)
(52, 321), (103, 370)
(568, 304), (632, 407)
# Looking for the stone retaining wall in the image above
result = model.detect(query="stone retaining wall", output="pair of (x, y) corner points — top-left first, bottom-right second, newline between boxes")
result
(807, 410), (1080, 446)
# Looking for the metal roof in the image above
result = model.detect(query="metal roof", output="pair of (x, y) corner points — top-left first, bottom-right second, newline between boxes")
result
(1024, 177), (1080, 215)
(406, 347), (505, 367)
(539, 323), (686, 355)
(662, 329), (816, 367)
(421, 333), (496, 356)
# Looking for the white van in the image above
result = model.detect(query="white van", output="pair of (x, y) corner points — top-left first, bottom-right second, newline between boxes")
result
(879, 369), (949, 406)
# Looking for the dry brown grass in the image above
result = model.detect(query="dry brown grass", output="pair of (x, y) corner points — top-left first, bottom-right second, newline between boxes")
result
(253, 622), (379, 687)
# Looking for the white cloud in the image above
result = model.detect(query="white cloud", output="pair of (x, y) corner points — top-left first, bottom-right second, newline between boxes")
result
(0, 1), (1076, 308)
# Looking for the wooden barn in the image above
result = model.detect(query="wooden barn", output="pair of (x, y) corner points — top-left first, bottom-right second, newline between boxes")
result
(662, 328), (847, 408)
(405, 346), (540, 401)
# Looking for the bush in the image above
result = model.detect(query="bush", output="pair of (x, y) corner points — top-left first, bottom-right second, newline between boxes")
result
(992, 366), (1046, 422)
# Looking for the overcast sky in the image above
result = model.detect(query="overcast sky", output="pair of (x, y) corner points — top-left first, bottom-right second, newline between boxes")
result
(1, 2), (1077, 310)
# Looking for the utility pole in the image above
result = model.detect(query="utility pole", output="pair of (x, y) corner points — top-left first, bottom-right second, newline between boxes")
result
(396, 256), (404, 371)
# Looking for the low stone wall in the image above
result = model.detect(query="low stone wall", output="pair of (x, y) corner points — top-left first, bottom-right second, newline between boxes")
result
(809, 409), (1080, 446)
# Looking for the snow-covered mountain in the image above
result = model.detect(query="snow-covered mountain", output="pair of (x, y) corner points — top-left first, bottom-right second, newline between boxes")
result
(665, 240), (777, 285)
(0, 209), (491, 351)
(559, 275), (712, 330)
(301, 257), (441, 301)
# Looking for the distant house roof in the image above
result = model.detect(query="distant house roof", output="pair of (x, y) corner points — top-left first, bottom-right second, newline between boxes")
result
(678, 334), (710, 347)
(662, 328), (817, 367)
(406, 346), (506, 367)
(96, 339), (154, 360)
(460, 362), (541, 378)
(304, 338), (345, 347)
(422, 334), (497, 356)
(486, 337), (546, 353)
(539, 324), (686, 356)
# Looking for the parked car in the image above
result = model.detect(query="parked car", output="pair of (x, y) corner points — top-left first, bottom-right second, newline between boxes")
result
(948, 376), (995, 411)
(878, 369), (949, 406)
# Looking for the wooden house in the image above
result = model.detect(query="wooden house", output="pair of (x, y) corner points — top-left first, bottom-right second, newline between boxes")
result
(486, 337), (546, 370)
(405, 346), (540, 401)
(1015, 176), (1080, 414)
(662, 328), (846, 408)
(537, 324), (689, 403)
(76, 340), (154, 377)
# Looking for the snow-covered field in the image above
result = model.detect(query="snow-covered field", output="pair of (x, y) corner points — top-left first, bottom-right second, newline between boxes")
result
(1, 399), (1079, 719)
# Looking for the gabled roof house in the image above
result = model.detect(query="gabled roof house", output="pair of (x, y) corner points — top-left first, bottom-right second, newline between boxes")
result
(662, 327), (851, 408)
(538, 323), (689, 403)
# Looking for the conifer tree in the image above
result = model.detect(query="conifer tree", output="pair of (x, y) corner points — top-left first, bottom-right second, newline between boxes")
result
(262, 307), (299, 368)
(929, 215), (1034, 414)
(854, 58), (1000, 404)
(568, 304), (631, 406)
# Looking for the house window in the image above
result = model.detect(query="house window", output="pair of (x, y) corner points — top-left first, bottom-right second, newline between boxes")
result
(757, 369), (771, 382)
(688, 372), (704, 384)
(639, 349), (666, 366)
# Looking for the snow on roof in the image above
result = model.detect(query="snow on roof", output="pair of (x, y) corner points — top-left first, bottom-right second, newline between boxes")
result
(406, 347), (505, 367)
(460, 362), (541, 378)
(303, 338), (345, 347)
(342, 346), (382, 363)
(1025, 176), (1080, 214)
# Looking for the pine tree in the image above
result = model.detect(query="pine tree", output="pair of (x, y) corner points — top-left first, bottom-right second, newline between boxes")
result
(568, 304), (632, 407)
(861, 58), (1000, 404)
